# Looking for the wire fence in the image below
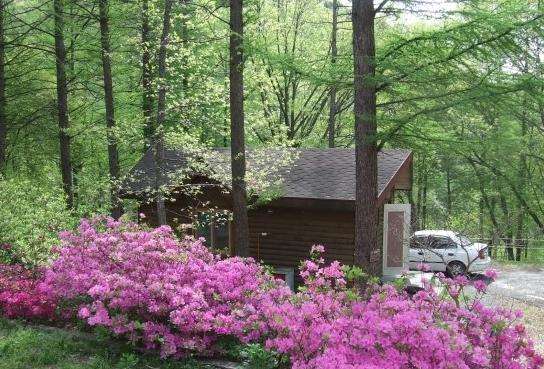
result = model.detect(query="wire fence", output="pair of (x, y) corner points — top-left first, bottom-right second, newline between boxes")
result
(472, 237), (544, 263)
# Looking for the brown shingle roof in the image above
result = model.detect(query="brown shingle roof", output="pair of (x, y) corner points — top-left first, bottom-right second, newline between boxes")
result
(121, 148), (412, 201)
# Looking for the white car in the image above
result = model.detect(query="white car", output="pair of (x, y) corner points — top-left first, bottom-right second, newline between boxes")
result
(409, 230), (491, 276)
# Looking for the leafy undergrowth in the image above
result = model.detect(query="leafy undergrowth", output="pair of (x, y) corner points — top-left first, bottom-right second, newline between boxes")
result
(0, 318), (205, 369)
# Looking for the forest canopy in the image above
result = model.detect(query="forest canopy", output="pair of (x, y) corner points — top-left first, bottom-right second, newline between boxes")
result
(0, 0), (543, 262)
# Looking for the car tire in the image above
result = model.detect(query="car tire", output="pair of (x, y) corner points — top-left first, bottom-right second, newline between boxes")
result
(446, 261), (466, 278)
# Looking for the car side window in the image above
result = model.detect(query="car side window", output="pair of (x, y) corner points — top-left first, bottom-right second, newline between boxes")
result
(410, 236), (427, 249)
(430, 236), (456, 249)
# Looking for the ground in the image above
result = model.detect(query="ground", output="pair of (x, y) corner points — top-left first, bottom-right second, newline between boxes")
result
(487, 263), (544, 307)
(482, 263), (544, 353)
(0, 318), (211, 369)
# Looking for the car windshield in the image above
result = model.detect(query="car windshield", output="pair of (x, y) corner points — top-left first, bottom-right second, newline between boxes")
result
(457, 234), (473, 247)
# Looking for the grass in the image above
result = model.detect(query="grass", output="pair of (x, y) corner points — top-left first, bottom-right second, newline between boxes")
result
(492, 259), (544, 269)
(0, 318), (206, 369)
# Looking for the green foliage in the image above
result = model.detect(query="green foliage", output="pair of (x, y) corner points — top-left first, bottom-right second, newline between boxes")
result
(391, 275), (410, 292)
(341, 265), (380, 286)
(238, 343), (285, 369)
(342, 265), (366, 282)
(0, 173), (78, 265)
(250, 184), (284, 208)
(0, 318), (203, 369)
(219, 341), (284, 369)
(116, 353), (140, 369)
(1, 0), (544, 264)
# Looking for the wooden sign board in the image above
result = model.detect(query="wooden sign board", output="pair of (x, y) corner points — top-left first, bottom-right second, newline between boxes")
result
(382, 204), (411, 277)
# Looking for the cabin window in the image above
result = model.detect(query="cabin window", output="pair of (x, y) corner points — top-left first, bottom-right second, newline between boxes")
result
(196, 213), (211, 242)
(211, 219), (230, 250)
(195, 211), (230, 251)
(272, 267), (295, 291)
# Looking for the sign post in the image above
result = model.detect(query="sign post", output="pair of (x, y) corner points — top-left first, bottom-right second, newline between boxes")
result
(382, 203), (411, 279)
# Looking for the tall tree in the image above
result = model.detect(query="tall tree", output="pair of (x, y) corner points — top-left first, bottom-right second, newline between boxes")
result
(153, 0), (173, 225)
(0, 0), (6, 172)
(230, 0), (250, 256)
(352, 0), (378, 275)
(53, 0), (74, 209)
(515, 117), (527, 260)
(141, 0), (154, 149)
(98, 0), (122, 219)
(327, 0), (338, 148)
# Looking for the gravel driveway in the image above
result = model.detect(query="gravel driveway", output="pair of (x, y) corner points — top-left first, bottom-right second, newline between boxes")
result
(487, 264), (544, 307)
(480, 264), (544, 353)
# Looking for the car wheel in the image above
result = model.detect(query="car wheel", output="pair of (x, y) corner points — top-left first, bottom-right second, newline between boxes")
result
(446, 261), (466, 277)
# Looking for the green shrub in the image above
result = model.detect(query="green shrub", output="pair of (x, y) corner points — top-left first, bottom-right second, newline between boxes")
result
(239, 343), (284, 369)
(0, 174), (78, 265)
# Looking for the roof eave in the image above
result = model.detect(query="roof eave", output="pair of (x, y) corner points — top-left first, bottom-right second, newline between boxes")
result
(377, 151), (413, 205)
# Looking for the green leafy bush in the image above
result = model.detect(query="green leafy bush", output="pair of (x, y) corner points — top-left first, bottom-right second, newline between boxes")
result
(0, 175), (77, 265)
(238, 343), (285, 369)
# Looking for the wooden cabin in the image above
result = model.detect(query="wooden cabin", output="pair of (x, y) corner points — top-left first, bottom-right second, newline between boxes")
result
(121, 148), (413, 287)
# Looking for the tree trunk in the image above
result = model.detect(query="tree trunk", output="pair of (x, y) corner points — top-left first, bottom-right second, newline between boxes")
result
(352, 0), (379, 275)
(490, 198), (499, 258)
(445, 163), (452, 219)
(153, 0), (172, 226)
(327, 0), (338, 148)
(416, 163), (422, 229)
(421, 169), (428, 229)
(0, 0), (6, 172)
(515, 98), (528, 261)
(469, 158), (501, 252)
(472, 153), (544, 233)
(99, 0), (122, 219)
(515, 208), (524, 261)
(498, 191), (514, 261)
(54, 0), (74, 209)
(180, 0), (189, 91)
(478, 197), (484, 240)
(141, 0), (154, 150)
(407, 189), (417, 232)
(229, 0), (250, 257)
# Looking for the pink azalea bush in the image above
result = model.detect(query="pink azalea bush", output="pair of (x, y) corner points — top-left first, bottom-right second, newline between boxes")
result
(0, 264), (56, 320)
(1, 218), (542, 368)
(41, 217), (291, 357)
(264, 246), (544, 369)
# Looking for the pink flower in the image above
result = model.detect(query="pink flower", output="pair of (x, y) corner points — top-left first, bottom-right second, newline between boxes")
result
(473, 280), (487, 293)
(4, 216), (539, 368)
(416, 262), (431, 272)
(484, 268), (498, 280)
(0, 264), (57, 321)
(311, 245), (325, 254)
(39, 217), (291, 356)
(78, 307), (91, 318)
